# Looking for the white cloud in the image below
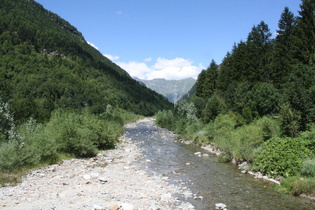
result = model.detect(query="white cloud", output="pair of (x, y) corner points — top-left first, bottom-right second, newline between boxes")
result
(117, 61), (152, 79)
(144, 57), (152, 62)
(116, 11), (123, 15)
(87, 41), (99, 50)
(116, 57), (204, 80)
(104, 54), (120, 61)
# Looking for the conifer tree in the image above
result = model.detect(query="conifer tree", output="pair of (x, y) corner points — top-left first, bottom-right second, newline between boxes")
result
(294, 0), (315, 65)
(246, 21), (273, 82)
(195, 60), (218, 98)
(274, 7), (297, 86)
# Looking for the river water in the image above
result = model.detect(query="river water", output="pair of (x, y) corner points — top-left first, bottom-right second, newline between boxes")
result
(125, 119), (315, 210)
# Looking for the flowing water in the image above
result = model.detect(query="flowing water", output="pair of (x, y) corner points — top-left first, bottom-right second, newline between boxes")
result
(125, 119), (315, 210)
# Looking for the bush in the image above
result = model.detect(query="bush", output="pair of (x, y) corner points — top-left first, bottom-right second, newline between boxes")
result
(0, 109), (125, 173)
(254, 116), (281, 140)
(299, 124), (315, 152)
(279, 176), (315, 196)
(17, 118), (58, 165)
(279, 103), (301, 137)
(210, 112), (239, 160)
(156, 110), (176, 130)
(301, 158), (315, 178)
(253, 137), (312, 177)
(47, 110), (98, 157)
(0, 140), (21, 170)
(48, 110), (121, 157)
(233, 123), (264, 161)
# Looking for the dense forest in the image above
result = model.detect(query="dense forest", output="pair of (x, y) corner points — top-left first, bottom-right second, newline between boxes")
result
(157, 0), (315, 196)
(0, 0), (171, 123)
(0, 0), (172, 184)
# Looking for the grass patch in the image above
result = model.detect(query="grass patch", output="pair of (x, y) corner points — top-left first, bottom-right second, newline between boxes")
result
(277, 176), (315, 196)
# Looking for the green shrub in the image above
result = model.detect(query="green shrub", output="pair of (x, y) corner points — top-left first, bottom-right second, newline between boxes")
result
(47, 110), (98, 157)
(255, 116), (281, 140)
(279, 103), (301, 137)
(301, 158), (315, 178)
(156, 110), (176, 130)
(47, 110), (121, 157)
(18, 118), (58, 164)
(299, 124), (315, 152)
(211, 113), (238, 159)
(0, 140), (21, 170)
(253, 137), (312, 177)
(202, 94), (226, 123)
(175, 118), (189, 136)
(279, 176), (315, 196)
(233, 123), (264, 161)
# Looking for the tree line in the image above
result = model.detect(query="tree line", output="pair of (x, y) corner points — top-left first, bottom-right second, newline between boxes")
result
(157, 0), (315, 196)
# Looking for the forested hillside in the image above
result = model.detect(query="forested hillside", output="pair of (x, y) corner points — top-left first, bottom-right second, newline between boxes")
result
(0, 0), (171, 123)
(156, 0), (315, 196)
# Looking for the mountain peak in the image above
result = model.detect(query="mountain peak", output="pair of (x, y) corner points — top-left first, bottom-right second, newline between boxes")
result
(135, 78), (196, 103)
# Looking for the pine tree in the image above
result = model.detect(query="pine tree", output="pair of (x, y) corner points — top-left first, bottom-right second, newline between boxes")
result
(294, 0), (315, 65)
(195, 60), (218, 98)
(246, 21), (273, 82)
(274, 7), (297, 86)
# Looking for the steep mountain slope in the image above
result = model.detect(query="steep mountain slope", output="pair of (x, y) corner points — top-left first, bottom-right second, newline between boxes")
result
(135, 78), (196, 103)
(0, 0), (172, 122)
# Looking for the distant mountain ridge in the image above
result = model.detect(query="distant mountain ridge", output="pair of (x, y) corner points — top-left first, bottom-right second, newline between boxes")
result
(134, 78), (196, 103)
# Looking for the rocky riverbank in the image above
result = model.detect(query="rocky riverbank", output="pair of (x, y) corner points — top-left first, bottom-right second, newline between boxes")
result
(0, 119), (194, 210)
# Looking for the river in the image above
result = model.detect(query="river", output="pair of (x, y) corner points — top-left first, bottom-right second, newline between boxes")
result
(125, 118), (315, 209)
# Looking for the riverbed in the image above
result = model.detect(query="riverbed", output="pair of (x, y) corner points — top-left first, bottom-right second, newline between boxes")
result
(126, 118), (315, 209)
(0, 118), (314, 209)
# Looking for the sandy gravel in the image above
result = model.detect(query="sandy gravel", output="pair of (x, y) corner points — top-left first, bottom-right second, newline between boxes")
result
(0, 119), (194, 210)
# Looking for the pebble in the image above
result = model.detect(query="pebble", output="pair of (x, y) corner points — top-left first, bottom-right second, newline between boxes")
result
(83, 175), (91, 180)
(94, 204), (105, 210)
(194, 152), (201, 156)
(215, 203), (227, 210)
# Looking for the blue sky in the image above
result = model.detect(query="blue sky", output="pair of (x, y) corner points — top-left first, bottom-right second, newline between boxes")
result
(36, 0), (301, 80)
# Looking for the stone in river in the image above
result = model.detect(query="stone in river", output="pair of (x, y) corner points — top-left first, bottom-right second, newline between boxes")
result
(215, 203), (227, 209)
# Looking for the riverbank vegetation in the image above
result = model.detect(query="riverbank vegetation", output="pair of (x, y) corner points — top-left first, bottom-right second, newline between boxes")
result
(0, 100), (142, 186)
(157, 0), (315, 197)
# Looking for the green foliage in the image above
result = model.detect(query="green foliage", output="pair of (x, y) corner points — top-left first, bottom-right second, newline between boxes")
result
(190, 96), (206, 118)
(273, 7), (297, 87)
(202, 94), (226, 123)
(279, 176), (315, 196)
(248, 82), (282, 117)
(195, 59), (218, 98)
(0, 97), (16, 141)
(255, 116), (282, 140)
(0, 0), (172, 125)
(155, 110), (176, 130)
(279, 103), (301, 137)
(205, 112), (238, 160)
(253, 137), (312, 177)
(300, 158), (315, 178)
(206, 115), (280, 162)
(293, 0), (315, 65)
(0, 109), (127, 173)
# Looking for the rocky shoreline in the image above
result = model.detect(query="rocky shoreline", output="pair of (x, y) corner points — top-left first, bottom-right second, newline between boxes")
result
(0, 120), (195, 210)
